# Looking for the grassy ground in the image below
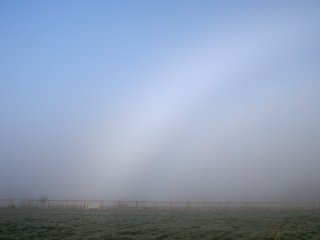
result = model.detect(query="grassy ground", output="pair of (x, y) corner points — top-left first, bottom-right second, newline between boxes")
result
(0, 208), (320, 240)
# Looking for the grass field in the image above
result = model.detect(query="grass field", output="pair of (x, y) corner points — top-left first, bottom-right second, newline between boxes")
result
(1, 208), (320, 240)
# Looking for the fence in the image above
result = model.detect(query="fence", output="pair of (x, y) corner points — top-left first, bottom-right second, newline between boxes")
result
(0, 199), (320, 211)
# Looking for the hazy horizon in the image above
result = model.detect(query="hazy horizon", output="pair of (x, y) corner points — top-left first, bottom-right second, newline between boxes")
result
(1, 1), (320, 202)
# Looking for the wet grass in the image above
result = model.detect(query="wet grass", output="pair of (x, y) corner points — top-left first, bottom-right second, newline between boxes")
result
(1, 208), (320, 239)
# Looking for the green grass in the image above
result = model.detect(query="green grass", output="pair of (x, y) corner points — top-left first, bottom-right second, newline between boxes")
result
(1, 208), (320, 239)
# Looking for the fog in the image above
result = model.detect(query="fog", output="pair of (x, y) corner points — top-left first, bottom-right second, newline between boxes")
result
(1, 1), (320, 202)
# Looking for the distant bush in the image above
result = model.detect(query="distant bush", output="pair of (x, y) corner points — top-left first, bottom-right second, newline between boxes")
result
(39, 195), (48, 203)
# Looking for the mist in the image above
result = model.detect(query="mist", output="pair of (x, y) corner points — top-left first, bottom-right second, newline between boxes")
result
(1, 1), (320, 202)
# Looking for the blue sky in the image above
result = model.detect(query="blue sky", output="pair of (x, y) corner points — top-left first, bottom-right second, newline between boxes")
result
(1, 1), (320, 200)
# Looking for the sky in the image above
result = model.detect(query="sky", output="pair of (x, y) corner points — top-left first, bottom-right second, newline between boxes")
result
(0, 1), (320, 201)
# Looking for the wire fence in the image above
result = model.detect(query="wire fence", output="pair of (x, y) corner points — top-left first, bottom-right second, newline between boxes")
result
(1, 199), (319, 211)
